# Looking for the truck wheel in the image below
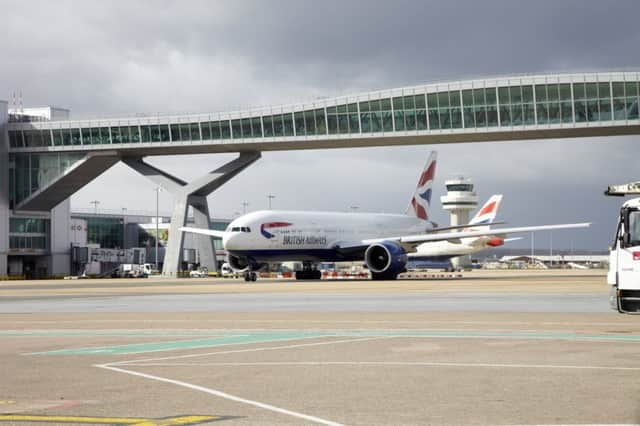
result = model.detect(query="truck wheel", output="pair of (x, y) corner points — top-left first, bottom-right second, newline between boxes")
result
(250, 272), (257, 282)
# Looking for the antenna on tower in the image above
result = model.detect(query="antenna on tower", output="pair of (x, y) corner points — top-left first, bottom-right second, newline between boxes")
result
(18, 90), (23, 114)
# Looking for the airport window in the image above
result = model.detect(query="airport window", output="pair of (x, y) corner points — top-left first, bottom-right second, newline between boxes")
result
(9, 131), (23, 148)
(496, 85), (533, 126)
(294, 112), (305, 136)
(230, 119), (241, 139)
(10, 217), (47, 233)
(159, 124), (170, 142)
(150, 125), (160, 142)
(170, 124), (180, 141)
(612, 81), (639, 120)
(110, 127), (121, 144)
(262, 116), (274, 137)
(130, 126), (141, 143)
(41, 130), (52, 147)
(360, 111), (370, 132)
(90, 128), (99, 145)
(282, 113), (293, 136)
(220, 121), (231, 139)
(119, 127), (130, 144)
(304, 110), (316, 135)
(180, 123), (191, 141)
(273, 114), (284, 137)
(315, 109), (326, 134)
(327, 108), (338, 134)
(209, 122), (220, 140)
(252, 117), (264, 137)
(241, 118), (252, 138)
(141, 126), (152, 143)
(190, 123), (201, 140)
(9, 235), (47, 250)
(23, 130), (40, 147)
(200, 122), (211, 140)
(61, 128), (72, 145)
(86, 217), (124, 249)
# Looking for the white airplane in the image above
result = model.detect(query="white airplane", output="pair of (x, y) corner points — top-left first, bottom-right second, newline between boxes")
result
(408, 194), (509, 270)
(181, 151), (590, 281)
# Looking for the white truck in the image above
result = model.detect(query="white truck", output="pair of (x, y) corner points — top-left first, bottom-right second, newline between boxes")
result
(111, 263), (152, 278)
(605, 182), (640, 313)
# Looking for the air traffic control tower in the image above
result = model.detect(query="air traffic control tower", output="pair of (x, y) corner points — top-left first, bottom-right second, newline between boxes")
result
(441, 177), (478, 270)
(2, 71), (640, 277)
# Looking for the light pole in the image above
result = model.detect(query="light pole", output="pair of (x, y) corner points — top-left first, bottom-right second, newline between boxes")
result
(242, 201), (249, 214)
(549, 231), (553, 268)
(90, 200), (100, 215)
(267, 195), (275, 210)
(530, 232), (534, 266)
(154, 187), (162, 272)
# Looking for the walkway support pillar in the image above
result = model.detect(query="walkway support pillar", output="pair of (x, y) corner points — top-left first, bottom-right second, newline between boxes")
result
(123, 151), (261, 277)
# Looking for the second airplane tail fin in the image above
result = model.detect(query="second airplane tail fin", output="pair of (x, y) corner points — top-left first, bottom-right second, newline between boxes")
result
(465, 194), (503, 231)
(406, 151), (437, 221)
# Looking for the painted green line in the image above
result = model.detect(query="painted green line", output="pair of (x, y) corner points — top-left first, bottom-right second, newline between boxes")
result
(28, 329), (640, 356)
(29, 332), (337, 355)
(0, 330), (233, 337)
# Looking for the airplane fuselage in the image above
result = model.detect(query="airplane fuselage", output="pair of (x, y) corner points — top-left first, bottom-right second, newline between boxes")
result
(224, 210), (428, 263)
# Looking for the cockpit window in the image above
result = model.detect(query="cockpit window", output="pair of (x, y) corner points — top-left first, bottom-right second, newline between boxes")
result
(229, 226), (250, 233)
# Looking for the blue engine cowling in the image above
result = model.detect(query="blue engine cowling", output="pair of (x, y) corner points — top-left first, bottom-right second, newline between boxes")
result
(364, 241), (407, 279)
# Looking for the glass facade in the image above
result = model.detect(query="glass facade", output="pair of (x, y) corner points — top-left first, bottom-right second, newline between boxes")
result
(9, 153), (85, 207)
(8, 79), (640, 149)
(9, 217), (49, 251)
(86, 217), (124, 249)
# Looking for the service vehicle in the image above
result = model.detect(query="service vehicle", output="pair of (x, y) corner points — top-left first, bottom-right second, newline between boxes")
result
(605, 181), (640, 313)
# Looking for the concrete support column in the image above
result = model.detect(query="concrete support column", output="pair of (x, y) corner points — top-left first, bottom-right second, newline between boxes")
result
(123, 151), (261, 277)
(189, 195), (216, 273)
(0, 101), (8, 276)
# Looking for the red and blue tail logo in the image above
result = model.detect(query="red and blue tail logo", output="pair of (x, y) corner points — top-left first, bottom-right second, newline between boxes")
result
(260, 222), (292, 239)
(407, 152), (437, 221)
(465, 195), (503, 231)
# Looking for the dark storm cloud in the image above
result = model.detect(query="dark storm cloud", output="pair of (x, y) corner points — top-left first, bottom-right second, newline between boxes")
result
(2, 0), (640, 250)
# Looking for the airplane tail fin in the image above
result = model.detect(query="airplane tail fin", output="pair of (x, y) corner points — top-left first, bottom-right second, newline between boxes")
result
(465, 194), (503, 231)
(405, 151), (437, 221)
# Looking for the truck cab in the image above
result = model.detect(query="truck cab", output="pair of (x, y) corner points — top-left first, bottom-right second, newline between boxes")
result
(608, 197), (640, 313)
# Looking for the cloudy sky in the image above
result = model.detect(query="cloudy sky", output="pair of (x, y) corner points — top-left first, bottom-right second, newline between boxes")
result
(2, 0), (640, 250)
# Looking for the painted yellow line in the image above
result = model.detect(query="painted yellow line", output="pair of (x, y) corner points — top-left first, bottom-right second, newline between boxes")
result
(0, 414), (219, 425)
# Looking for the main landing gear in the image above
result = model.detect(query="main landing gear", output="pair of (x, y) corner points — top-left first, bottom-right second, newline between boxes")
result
(244, 271), (257, 282)
(295, 262), (322, 280)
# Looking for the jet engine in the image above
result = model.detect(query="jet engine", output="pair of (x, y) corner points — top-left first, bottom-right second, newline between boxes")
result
(364, 241), (408, 280)
(227, 254), (249, 272)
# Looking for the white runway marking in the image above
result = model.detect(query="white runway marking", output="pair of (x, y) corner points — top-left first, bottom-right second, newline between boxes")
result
(97, 363), (344, 426)
(128, 361), (640, 371)
(98, 337), (387, 424)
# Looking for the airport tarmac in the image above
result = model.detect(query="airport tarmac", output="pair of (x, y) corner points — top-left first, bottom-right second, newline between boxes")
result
(0, 270), (639, 425)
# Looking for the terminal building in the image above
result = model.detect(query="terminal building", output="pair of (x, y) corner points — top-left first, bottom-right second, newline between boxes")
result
(1, 71), (639, 277)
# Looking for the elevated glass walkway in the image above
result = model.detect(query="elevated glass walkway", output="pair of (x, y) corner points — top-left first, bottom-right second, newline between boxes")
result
(8, 71), (640, 156)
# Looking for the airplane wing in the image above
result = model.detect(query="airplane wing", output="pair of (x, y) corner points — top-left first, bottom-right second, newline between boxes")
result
(354, 222), (590, 252)
(180, 226), (226, 238)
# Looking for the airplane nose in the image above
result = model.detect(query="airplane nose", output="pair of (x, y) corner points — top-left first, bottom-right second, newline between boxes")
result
(222, 232), (238, 250)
